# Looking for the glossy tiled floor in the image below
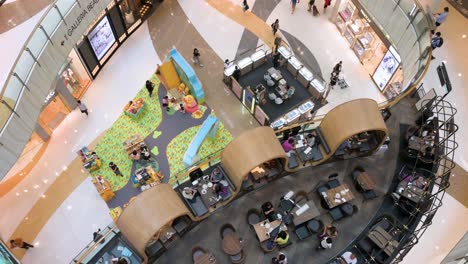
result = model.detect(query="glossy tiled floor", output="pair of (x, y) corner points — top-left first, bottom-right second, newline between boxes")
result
(0, 0), (466, 263)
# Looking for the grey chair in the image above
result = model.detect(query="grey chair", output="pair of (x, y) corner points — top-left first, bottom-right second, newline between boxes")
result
(247, 209), (263, 226)
(329, 207), (344, 222)
(220, 223), (236, 239)
(307, 219), (323, 233)
(295, 224), (312, 240)
(340, 203), (354, 216)
(191, 246), (207, 262)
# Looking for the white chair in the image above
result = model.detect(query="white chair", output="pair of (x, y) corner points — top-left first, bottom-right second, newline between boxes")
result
(275, 97), (284, 105)
(268, 93), (277, 101)
(266, 79), (275, 87)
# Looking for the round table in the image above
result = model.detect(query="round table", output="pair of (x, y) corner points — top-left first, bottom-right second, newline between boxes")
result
(194, 253), (217, 264)
(222, 233), (243, 256)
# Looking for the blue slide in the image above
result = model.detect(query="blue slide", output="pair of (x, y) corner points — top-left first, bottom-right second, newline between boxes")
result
(183, 115), (219, 167)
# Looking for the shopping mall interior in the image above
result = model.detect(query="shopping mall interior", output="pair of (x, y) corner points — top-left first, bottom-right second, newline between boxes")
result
(0, 0), (467, 263)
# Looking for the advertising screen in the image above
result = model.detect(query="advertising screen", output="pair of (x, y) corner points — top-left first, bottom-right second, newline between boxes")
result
(88, 16), (116, 60)
(372, 47), (400, 90)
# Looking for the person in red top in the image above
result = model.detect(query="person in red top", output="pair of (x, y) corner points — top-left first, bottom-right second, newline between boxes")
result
(324, 0), (332, 13)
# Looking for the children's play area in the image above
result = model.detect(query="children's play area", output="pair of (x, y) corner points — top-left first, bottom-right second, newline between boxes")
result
(76, 49), (233, 219)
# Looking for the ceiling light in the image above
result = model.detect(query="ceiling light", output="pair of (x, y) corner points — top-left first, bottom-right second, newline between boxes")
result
(458, 73), (462, 77)
(462, 34), (466, 39)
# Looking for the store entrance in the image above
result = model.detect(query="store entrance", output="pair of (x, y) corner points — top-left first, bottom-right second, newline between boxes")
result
(39, 95), (70, 130)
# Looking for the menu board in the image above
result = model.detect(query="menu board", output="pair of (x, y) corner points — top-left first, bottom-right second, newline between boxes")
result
(372, 46), (400, 90)
(242, 87), (256, 114)
(88, 16), (116, 60)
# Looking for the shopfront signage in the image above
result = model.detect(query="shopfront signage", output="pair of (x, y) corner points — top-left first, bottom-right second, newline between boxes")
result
(63, 0), (101, 41)
(44, 90), (56, 105)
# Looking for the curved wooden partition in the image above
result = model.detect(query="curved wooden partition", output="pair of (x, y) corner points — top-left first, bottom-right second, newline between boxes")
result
(117, 184), (194, 261)
(221, 126), (288, 188)
(318, 99), (388, 162)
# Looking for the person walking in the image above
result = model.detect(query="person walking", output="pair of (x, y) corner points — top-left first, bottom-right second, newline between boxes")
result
(242, 0), (249, 12)
(308, 0), (315, 12)
(145, 80), (154, 97)
(272, 252), (288, 264)
(271, 19), (280, 35)
(430, 32), (444, 60)
(434, 7), (449, 27)
(10, 238), (34, 250)
(333, 61), (342, 76)
(290, 0), (298, 14)
(77, 100), (89, 116)
(193, 48), (203, 67)
(109, 162), (123, 177)
(323, 0), (332, 13)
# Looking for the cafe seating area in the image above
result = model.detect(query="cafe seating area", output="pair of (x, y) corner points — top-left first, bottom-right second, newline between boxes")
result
(177, 165), (237, 217)
(98, 96), (457, 264)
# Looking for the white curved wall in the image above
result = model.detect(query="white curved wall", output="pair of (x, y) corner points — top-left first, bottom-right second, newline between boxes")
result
(0, 0), (112, 179)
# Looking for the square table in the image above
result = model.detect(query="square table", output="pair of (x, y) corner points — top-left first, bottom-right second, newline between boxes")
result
(292, 200), (320, 226)
(397, 182), (425, 203)
(267, 67), (283, 81)
(408, 136), (433, 152)
(356, 172), (377, 191)
(195, 178), (219, 207)
(367, 226), (399, 256)
(324, 184), (355, 209)
(253, 220), (287, 242)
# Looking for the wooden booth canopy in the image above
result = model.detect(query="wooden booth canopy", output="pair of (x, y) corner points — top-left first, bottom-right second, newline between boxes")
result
(117, 184), (192, 258)
(221, 126), (288, 187)
(319, 99), (388, 156)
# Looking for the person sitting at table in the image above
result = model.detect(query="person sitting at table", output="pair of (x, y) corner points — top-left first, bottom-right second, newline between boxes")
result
(317, 236), (333, 250)
(341, 251), (357, 264)
(213, 182), (229, 200)
(275, 231), (290, 246)
(282, 138), (295, 156)
(271, 252), (288, 264)
(412, 176), (428, 190)
(140, 146), (151, 161)
(420, 146), (435, 162)
(306, 133), (317, 146)
(129, 150), (141, 160)
(209, 167), (223, 183)
(319, 225), (338, 239)
(261, 201), (276, 221)
(356, 132), (371, 143)
(286, 86), (295, 99)
(182, 187), (198, 201)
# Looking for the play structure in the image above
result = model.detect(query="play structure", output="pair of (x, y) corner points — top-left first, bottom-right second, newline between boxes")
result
(158, 48), (205, 104)
(183, 115), (220, 167)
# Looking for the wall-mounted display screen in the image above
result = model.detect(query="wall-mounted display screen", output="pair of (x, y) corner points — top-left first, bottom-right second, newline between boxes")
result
(88, 16), (116, 60)
(372, 46), (400, 90)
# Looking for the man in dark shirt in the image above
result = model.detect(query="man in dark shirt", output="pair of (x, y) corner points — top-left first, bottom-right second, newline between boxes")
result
(232, 66), (241, 82)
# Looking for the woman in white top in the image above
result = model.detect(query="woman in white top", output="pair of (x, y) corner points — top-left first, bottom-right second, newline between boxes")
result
(341, 251), (357, 264)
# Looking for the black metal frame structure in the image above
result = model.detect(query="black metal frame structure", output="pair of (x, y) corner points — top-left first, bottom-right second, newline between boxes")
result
(348, 96), (458, 264)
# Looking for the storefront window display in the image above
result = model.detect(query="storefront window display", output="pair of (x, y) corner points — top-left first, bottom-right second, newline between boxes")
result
(60, 49), (92, 99)
(118, 0), (142, 31)
(335, 1), (399, 95)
